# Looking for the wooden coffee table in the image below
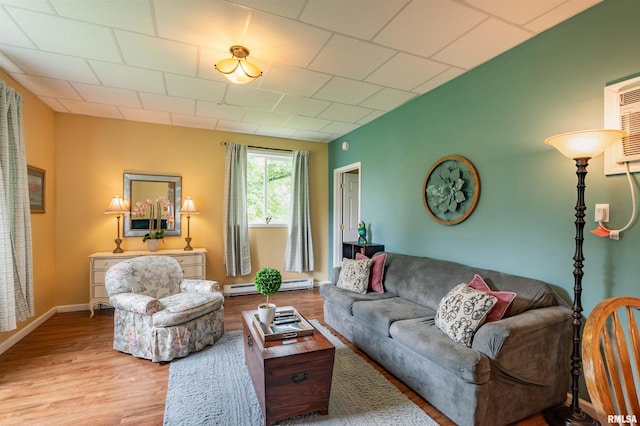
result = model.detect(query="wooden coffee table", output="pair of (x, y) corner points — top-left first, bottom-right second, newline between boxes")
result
(242, 307), (335, 426)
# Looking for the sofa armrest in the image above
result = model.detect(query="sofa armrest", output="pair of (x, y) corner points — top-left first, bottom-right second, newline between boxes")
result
(331, 267), (342, 285)
(472, 305), (572, 384)
(109, 293), (161, 315)
(181, 279), (220, 294)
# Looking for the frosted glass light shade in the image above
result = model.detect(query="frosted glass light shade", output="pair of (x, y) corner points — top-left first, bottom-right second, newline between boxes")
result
(105, 196), (129, 214)
(215, 45), (262, 84)
(545, 129), (626, 159)
(179, 197), (200, 214)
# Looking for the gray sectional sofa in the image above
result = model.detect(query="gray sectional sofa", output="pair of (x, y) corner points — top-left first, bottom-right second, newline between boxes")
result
(321, 252), (573, 426)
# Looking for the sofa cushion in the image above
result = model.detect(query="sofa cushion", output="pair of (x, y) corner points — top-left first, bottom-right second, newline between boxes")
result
(320, 283), (395, 315)
(435, 284), (497, 347)
(336, 258), (372, 294)
(468, 274), (517, 322)
(352, 297), (435, 336)
(389, 317), (491, 384)
(153, 292), (224, 327)
(355, 252), (387, 293)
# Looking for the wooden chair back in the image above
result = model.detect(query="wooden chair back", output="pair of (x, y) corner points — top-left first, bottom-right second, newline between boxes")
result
(582, 296), (640, 425)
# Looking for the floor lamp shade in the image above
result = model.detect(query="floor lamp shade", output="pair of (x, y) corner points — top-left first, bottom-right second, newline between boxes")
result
(545, 129), (626, 159)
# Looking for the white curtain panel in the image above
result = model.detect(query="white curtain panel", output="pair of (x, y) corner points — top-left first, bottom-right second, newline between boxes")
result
(284, 150), (314, 272)
(0, 81), (34, 332)
(223, 143), (251, 277)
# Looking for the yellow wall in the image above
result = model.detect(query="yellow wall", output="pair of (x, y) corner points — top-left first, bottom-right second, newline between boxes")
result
(55, 114), (329, 305)
(0, 71), (57, 342)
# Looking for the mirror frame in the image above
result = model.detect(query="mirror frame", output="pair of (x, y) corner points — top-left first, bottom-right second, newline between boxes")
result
(123, 173), (182, 237)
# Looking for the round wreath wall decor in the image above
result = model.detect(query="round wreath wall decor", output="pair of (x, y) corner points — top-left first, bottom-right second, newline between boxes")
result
(423, 155), (480, 226)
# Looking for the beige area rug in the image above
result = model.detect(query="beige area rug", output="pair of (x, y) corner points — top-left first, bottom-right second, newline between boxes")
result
(164, 320), (439, 425)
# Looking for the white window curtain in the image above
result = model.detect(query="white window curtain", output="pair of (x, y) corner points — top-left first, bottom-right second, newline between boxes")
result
(0, 81), (34, 332)
(284, 150), (314, 272)
(223, 142), (251, 276)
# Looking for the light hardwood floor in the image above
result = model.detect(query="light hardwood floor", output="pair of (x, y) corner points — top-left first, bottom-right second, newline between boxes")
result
(0, 288), (550, 425)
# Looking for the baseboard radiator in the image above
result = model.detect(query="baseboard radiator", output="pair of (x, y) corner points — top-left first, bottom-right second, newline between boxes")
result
(223, 278), (314, 296)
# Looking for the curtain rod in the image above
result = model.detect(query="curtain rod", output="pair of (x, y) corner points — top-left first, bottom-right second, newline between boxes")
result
(219, 141), (293, 153)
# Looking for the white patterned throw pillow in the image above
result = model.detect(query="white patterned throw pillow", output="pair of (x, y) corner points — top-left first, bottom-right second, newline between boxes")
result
(336, 258), (372, 294)
(435, 283), (498, 347)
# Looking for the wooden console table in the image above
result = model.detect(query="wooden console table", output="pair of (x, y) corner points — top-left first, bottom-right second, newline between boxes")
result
(342, 241), (385, 259)
(88, 248), (207, 317)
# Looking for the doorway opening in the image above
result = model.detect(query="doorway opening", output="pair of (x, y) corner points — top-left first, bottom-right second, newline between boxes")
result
(333, 162), (361, 267)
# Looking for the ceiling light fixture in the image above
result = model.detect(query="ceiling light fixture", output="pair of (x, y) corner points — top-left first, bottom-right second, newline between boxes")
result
(215, 45), (262, 84)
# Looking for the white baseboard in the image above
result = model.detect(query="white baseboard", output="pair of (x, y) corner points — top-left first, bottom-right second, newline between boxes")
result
(0, 304), (88, 355)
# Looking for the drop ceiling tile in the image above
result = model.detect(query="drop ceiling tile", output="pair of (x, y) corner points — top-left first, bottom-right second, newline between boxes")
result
(322, 121), (359, 135)
(171, 113), (218, 130)
(300, 0), (409, 40)
(359, 87), (416, 111)
(314, 77), (382, 105)
(225, 86), (282, 109)
(413, 67), (466, 93)
(357, 110), (386, 125)
(260, 64), (331, 97)
(525, 0), (602, 33)
(228, 0), (306, 19)
(154, 0), (249, 51)
(243, 12), (331, 68)
(115, 30), (198, 76)
(464, 0), (566, 25)
(216, 120), (259, 134)
(50, 0), (155, 34)
(274, 95), (330, 116)
(58, 99), (122, 118)
(119, 106), (171, 125)
(366, 53), (450, 90)
(6, 7), (121, 62)
(197, 101), (246, 121)
(432, 18), (533, 69)
(71, 83), (141, 108)
(37, 96), (68, 112)
(2, 46), (99, 83)
(242, 109), (290, 126)
(285, 115), (332, 131)
(0, 8), (35, 48)
(309, 34), (395, 80)
(291, 129), (334, 142)
(89, 60), (165, 94)
(165, 74), (226, 103)
(139, 93), (195, 115)
(0, 0), (53, 13)
(10, 73), (82, 99)
(374, 0), (487, 57)
(255, 125), (298, 138)
(0, 51), (22, 73)
(318, 103), (371, 122)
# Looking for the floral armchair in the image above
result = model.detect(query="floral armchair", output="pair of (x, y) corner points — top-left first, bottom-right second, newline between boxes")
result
(104, 255), (224, 362)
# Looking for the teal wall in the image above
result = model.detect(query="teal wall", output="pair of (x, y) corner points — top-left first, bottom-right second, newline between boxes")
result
(328, 0), (640, 317)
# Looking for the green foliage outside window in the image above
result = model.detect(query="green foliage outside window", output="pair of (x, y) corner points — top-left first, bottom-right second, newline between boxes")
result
(247, 152), (291, 224)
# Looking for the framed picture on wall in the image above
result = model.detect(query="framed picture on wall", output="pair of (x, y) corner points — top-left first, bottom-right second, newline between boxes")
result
(27, 165), (45, 213)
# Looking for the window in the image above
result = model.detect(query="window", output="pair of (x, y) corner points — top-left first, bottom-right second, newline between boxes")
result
(247, 150), (292, 225)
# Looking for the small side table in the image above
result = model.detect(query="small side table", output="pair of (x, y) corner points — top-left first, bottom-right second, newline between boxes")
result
(342, 242), (385, 259)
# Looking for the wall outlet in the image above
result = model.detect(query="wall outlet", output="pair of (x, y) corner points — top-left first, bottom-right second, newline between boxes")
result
(595, 204), (610, 222)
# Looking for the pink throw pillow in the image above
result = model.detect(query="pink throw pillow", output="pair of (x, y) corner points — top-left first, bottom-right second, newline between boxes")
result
(468, 274), (516, 322)
(355, 252), (387, 293)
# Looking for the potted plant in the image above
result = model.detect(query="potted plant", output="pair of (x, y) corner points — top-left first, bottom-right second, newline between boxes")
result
(254, 267), (282, 324)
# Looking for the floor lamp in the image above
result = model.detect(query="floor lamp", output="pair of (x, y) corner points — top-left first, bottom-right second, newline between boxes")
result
(543, 129), (626, 426)
(105, 195), (130, 254)
(179, 197), (200, 251)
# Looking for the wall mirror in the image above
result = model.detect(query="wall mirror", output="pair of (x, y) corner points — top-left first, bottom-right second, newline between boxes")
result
(123, 173), (182, 237)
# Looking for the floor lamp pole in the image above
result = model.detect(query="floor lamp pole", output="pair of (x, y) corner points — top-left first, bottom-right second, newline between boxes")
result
(544, 157), (598, 426)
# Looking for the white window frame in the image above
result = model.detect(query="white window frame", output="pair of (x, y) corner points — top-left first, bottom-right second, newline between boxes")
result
(247, 149), (292, 227)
